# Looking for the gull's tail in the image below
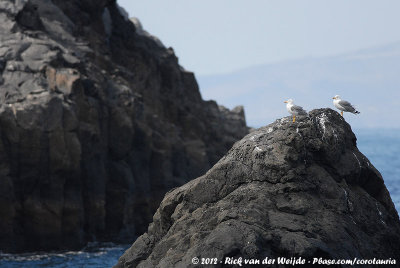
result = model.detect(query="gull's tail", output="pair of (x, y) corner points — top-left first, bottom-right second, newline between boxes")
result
(351, 105), (360, 114)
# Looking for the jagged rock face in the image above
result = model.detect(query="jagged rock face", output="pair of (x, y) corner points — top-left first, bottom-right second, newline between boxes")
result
(0, 0), (248, 252)
(116, 109), (400, 268)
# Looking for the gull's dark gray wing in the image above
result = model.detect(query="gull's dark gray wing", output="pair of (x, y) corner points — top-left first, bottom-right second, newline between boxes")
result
(338, 100), (356, 112)
(291, 105), (307, 115)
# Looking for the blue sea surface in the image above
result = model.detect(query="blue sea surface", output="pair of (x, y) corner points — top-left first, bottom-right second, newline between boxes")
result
(0, 128), (398, 268)
(0, 243), (129, 268)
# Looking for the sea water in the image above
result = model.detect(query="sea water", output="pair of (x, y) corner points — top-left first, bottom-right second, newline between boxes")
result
(0, 243), (129, 268)
(0, 129), (399, 268)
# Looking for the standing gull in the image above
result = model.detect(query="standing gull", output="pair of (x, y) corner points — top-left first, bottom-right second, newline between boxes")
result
(284, 99), (307, 123)
(332, 95), (360, 116)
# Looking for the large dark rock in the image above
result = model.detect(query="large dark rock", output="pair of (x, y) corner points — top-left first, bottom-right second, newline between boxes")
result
(116, 109), (400, 268)
(0, 0), (248, 252)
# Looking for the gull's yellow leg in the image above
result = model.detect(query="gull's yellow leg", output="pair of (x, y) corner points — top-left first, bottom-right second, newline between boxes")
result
(293, 115), (296, 123)
(341, 111), (343, 117)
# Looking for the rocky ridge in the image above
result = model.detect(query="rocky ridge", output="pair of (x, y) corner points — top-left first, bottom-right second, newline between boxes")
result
(116, 109), (400, 268)
(0, 0), (248, 252)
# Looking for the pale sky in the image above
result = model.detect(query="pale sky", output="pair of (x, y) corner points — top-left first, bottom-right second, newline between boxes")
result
(118, 0), (400, 76)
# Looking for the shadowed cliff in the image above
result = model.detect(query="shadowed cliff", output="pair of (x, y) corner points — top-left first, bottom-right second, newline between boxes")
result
(0, 0), (248, 252)
(116, 108), (400, 268)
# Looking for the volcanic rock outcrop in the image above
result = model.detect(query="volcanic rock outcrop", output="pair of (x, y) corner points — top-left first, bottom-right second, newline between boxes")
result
(0, 0), (248, 252)
(116, 109), (400, 268)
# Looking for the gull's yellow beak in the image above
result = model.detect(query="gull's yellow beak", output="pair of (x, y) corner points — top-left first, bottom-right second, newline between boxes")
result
(332, 97), (336, 99)
(284, 101), (288, 103)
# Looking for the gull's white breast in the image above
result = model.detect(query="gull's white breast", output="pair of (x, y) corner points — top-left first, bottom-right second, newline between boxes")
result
(333, 99), (344, 111)
(286, 103), (294, 115)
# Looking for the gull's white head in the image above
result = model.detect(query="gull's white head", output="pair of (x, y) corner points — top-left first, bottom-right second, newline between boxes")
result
(332, 95), (341, 100)
(284, 99), (294, 104)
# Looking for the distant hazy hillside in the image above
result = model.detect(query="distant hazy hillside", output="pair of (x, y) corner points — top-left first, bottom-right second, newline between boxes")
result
(198, 43), (400, 128)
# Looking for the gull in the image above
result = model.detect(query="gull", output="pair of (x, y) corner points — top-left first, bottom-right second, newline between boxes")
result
(332, 95), (360, 116)
(284, 99), (307, 123)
